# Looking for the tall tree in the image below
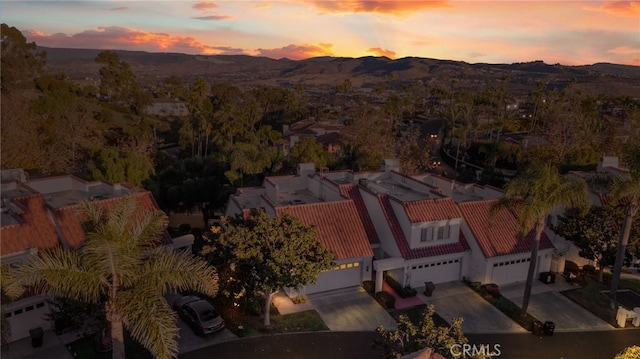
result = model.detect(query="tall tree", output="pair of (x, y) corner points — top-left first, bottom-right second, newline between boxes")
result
(95, 51), (149, 113)
(201, 209), (333, 326)
(288, 136), (332, 169)
(4, 196), (219, 359)
(608, 140), (640, 307)
(553, 205), (638, 283)
(491, 163), (589, 315)
(1, 23), (46, 93)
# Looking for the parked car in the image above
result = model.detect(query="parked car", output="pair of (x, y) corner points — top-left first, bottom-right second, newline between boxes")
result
(429, 157), (442, 168)
(172, 295), (225, 336)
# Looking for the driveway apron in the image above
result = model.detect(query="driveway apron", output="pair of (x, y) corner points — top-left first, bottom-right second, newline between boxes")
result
(307, 286), (397, 331)
(416, 281), (526, 334)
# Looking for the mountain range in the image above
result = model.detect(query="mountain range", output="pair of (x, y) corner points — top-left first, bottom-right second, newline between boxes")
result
(40, 47), (640, 97)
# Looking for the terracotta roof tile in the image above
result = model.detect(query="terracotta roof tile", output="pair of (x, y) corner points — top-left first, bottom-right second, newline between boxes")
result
(276, 201), (374, 261)
(402, 197), (461, 223)
(459, 200), (555, 258)
(339, 184), (380, 245)
(53, 191), (171, 249)
(0, 195), (60, 256)
(378, 195), (469, 260)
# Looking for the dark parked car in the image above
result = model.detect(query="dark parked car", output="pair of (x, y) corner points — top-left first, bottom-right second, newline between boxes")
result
(173, 295), (225, 336)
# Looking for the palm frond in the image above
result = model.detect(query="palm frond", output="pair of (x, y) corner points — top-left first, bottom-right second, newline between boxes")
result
(119, 289), (179, 359)
(6, 247), (105, 302)
(134, 248), (219, 297)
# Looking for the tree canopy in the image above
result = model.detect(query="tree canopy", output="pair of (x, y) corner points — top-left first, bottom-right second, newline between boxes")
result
(201, 208), (333, 326)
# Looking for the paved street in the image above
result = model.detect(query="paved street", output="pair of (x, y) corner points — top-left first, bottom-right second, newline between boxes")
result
(184, 329), (640, 359)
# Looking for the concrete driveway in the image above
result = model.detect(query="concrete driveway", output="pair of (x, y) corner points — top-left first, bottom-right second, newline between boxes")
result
(306, 287), (398, 331)
(501, 281), (614, 332)
(416, 281), (526, 334)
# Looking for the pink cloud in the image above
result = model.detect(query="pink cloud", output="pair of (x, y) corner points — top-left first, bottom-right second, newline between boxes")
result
(366, 47), (396, 58)
(584, 1), (640, 17)
(305, 0), (450, 16)
(22, 27), (247, 55)
(256, 43), (334, 60)
(193, 1), (218, 11)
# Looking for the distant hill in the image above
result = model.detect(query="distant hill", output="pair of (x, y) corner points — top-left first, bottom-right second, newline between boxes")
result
(39, 47), (640, 97)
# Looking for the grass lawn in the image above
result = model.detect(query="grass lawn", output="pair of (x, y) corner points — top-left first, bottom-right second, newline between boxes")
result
(227, 309), (328, 337)
(561, 274), (640, 327)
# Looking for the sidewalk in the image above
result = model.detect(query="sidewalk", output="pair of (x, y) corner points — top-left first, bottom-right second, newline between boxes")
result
(1, 330), (73, 359)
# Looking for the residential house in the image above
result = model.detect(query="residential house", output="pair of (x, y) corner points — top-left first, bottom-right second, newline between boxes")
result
(281, 118), (343, 156)
(0, 170), (181, 342)
(226, 159), (558, 297)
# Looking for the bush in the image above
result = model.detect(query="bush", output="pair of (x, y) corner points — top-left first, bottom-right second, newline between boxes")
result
(565, 261), (579, 275)
(291, 296), (307, 304)
(362, 280), (375, 295)
(384, 275), (417, 298)
(375, 291), (396, 309)
(582, 265), (596, 276)
(470, 282), (483, 292)
(481, 284), (501, 298)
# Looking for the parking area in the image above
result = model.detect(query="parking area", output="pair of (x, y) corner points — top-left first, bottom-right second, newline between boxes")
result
(416, 281), (527, 334)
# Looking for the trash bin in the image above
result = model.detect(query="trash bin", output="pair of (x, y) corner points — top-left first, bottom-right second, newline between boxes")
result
(539, 272), (556, 284)
(29, 327), (44, 348)
(532, 320), (543, 336)
(543, 321), (555, 336)
(424, 282), (436, 297)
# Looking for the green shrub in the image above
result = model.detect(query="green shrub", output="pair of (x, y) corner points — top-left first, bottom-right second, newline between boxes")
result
(384, 275), (417, 298)
(481, 283), (501, 298)
(582, 265), (596, 275)
(375, 291), (396, 309)
(291, 296), (307, 304)
(470, 282), (483, 292)
(362, 280), (375, 295)
(565, 261), (579, 275)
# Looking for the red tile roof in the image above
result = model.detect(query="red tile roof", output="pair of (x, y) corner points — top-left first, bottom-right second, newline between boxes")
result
(0, 195), (60, 256)
(339, 184), (380, 245)
(378, 195), (469, 260)
(459, 200), (555, 258)
(1, 190), (170, 257)
(402, 197), (461, 223)
(53, 191), (171, 249)
(275, 201), (374, 261)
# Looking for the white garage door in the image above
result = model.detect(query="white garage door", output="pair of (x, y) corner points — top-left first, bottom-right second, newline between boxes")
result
(490, 256), (535, 285)
(5, 298), (51, 342)
(305, 261), (363, 294)
(409, 258), (462, 288)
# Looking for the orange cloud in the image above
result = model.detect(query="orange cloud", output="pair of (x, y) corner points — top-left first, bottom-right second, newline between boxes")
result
(192, 14), (234, 20)
(584, 1), (640, 17)
(305, 0), (450, 16)
(256, 43), (334, 60)
(23, 27), (247, 56)
(366, 47), (396, 58)
(193, 1), (218, 11)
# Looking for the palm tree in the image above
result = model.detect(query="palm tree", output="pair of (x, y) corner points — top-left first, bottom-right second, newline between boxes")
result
(4, 196), (218, 359)
(491, 163), (589, 316)
(608, 142), (640, 308)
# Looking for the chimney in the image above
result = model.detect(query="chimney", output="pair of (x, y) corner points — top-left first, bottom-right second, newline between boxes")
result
(381, 159), (400, 173)
(297, 163), (316, 177)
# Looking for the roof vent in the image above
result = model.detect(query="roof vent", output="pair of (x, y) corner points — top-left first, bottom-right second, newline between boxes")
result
(358, 178), (369, 188)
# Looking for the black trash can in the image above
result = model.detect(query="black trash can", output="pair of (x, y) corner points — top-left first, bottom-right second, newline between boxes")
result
(539, 272), (556, 284)
(29, 327), (44, 348)
(532, 320), (544, 336)
(424, 282), (436, 297)
(543, 321), (555, 336)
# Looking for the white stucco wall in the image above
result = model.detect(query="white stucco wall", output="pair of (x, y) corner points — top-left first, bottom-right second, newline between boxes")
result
(360, 190), (402, 258)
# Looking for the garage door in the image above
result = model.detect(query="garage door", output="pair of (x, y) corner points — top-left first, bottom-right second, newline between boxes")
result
(490, 256), (535, 285)
(409, 258), (462, 288)
(5, 298), (50, 342)
(305, 261), (363, 294)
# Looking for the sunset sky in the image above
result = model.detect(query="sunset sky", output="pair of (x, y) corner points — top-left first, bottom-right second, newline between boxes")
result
(2, 1), (639, 66)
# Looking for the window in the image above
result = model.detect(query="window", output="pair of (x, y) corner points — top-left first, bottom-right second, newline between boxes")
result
(36, 302), (45, 308)
(340, 264), (346, 269)
(420, 228), (430, 242)
(347, 263), (353, 268)
(437, 225), (450, 240)
(353, 262), (360, 267)
(14, 309), (23, 315)
(25, 306), (34, 312)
